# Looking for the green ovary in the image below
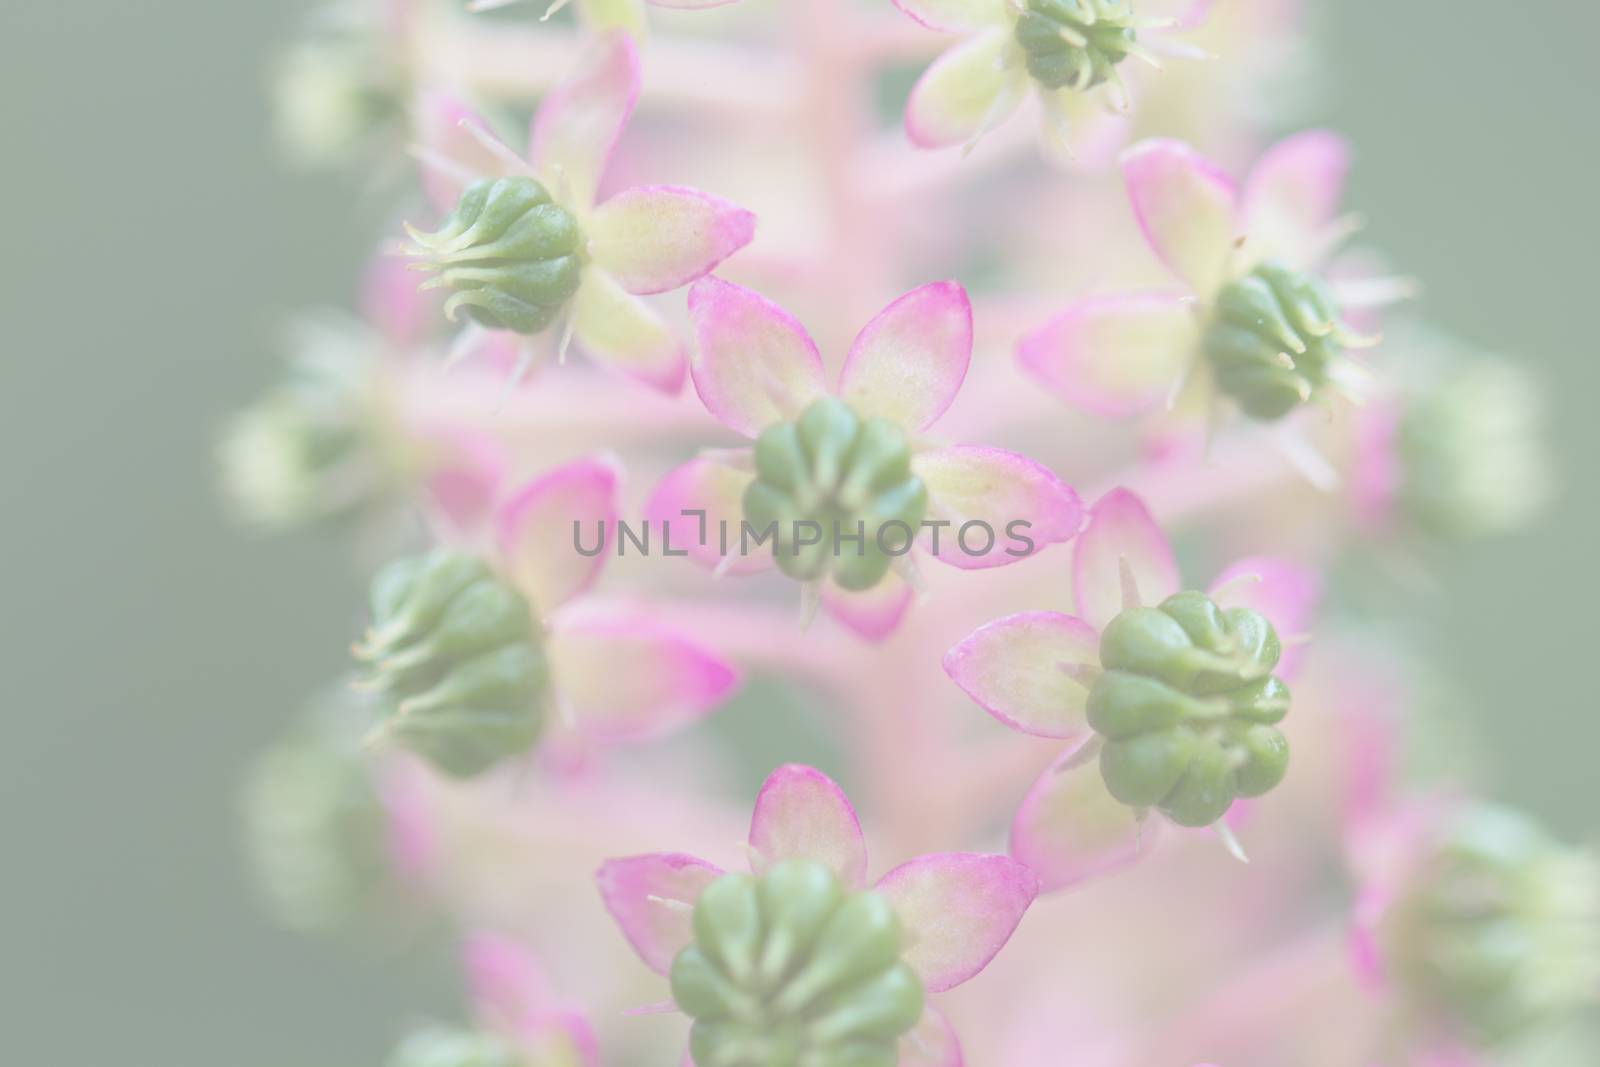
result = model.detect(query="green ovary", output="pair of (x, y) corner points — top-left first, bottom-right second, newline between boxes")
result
(1087, 591), (1291, 828)
(355, 550), (550, 778)
(387, 1025), (521, 1067)
(743, 397), (928, 592)
(409, 175), (584, 335)
(671, 860), (925, 1067)
(1013, 0), (1138, 91)
(1203, 261), (1356, 420)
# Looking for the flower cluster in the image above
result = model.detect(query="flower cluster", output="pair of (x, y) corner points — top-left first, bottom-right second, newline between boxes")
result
(227, 1), (1581, 1065)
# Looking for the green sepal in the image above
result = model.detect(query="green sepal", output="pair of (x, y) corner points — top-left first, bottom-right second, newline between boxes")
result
(1013, 0), (1138, 91)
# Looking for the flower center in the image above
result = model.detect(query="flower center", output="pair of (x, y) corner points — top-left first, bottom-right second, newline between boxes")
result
(355, 549), (550, 777)
(1087, 590), (1291, 827)
(408, 176), (584, 335)
(1202, 261), (1358, 420)
(671, 860), (925, 1067)
(1013, 0), (1138, 91)
(743, 397), (928, 591)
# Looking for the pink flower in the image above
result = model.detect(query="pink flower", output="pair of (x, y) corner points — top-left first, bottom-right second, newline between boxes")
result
(597, 763), (1040, 1065)
(1019, 131), (1409, 437)
(408, 34), (756, 392)
(647, 277), (1084, 641)
(463, 932), (602, 1067)
(944, 487), (1320, 885)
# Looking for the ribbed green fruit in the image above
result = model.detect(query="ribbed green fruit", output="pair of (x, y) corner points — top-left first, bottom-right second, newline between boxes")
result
(743, 398), (928, 591)
(355, 550), (550, 777)
(1088, 590), (1290, 827)
(671, 860), (925, 1067)
(409, 176), (583, 334)
(1013, 0), (1138, 91)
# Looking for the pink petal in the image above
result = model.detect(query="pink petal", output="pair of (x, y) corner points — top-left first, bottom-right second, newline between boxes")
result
(529, 33), (639, 208)
(546, 607), (740, 744)
(1240, 129), (1350, 268)
(495, 457), (620, 612)
(1010, 751), (1153, 892)
(747, 764), (868, 888)
(891, 0), (1007, 32)
(1121, 138), (1239, 295)
(643, 457), (769, 576)
(1017, 291), (1199, 418)
(596, 853), (725, 974)
(519, 1012), (600, 1067)
(914, 446), (1083, 570)
(361, 250), (438, 350)
(943, 611), (1099, 740)
(464, 932), (554, 1031)
(412, 92), (514, 215)
(419, 426), (506, 536)
(821, 571), (916, 642)
(1072, 488), (1181, 632)
(588, 186), (757, 296)
(570, 269), (686, 393)
(686, 276), (828, 437)
(1208, 556), (1322, 678)
(838, 281), (972, 432)
(900, 1005), (964, 1067)
(904, 30), (1023, 150)
(873, 853), (1039, 993)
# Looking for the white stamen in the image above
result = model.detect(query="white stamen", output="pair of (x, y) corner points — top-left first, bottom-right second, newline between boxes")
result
(1215, 820), (1250, 864)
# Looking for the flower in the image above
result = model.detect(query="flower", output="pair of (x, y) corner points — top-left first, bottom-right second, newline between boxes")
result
(1018, 131), (1409, 434)
(944, 488), (1320, 880)
(406, 33), (756, 392)
(596, 763), (1039, 1066)
(894, 0), (1208, 154)
(356, 455), (741, 777)
(462, 932), (600, 1067)
(647, 277), (1084, 640)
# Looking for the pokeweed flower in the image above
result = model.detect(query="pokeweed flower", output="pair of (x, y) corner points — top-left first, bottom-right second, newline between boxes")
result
(1019, 132), (1410, 450)
(405, 34), (756, 392)
(218, 317), (503, 533)
(596, 764), (1039, 1066)
(1350, 802), (1600, 1052)
(945, 488), (1320, 870)
(894, 0), (1208, 154)
(462, 932), (600, 1066)
(355, 456), (739, 777)
(465, 0), (737, 36)
(647, 278), (1083, 640)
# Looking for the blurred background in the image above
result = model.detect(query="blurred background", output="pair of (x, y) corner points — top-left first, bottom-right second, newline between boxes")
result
(2, 0), (1596, 1063)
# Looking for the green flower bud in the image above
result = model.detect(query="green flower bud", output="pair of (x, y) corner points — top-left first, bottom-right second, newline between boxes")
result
(671, 860), (925, 1067)
(743, 397), (928, 591)
(1013, 0), (1138, 91)
(1203, 261), (1366, 421)
(1396, 356), (1554, 540)
(1387, 806), (1600, 1046)
(408, 176), (583, 335)
(388, 1025), (521, 1067)
(241, 692), (391, 933)
(1088, 591), (1291, 827)
(356, 550), (550, 778)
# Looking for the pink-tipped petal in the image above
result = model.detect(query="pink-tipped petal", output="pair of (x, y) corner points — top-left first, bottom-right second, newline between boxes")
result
(362, 250), (438, 349)
(838, 281), (973, 432)
(891, 0), (1007, 32)
(644, 457), (768, 575)
(1241, 129), (1351, 268)
(943, 611), (1100, 740)
(596, 853), (725, 974)
(529, 33), (639, 208)
(588, 186), (757, 296)
(687, 276), (828, 437)
(421, 427), (506, 536)
(546, 608), (740, 744)
(904, 30), (1024, 150)
(821, 571), (916, 643)
(1072, 488), (1181, 632)
(914, 446), (1083, 569)
(1121, 138), (1240, 295)
(1208, 556), (1322, 678)
(413, 92), (513, 214)
(748, 764), (869, 887)
(464, 932), (554, 1031)
(496, 457), (620, 612)
(570, 269), (686, 393)
(1017, 291), (1199, 418)
(1010, 750), (1153, 892)
(900, 1005), (964, 1067)
(874, 853), (1038, 992)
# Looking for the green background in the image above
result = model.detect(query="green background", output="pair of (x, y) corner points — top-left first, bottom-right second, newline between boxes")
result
(2, 1), (1595, 1063)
